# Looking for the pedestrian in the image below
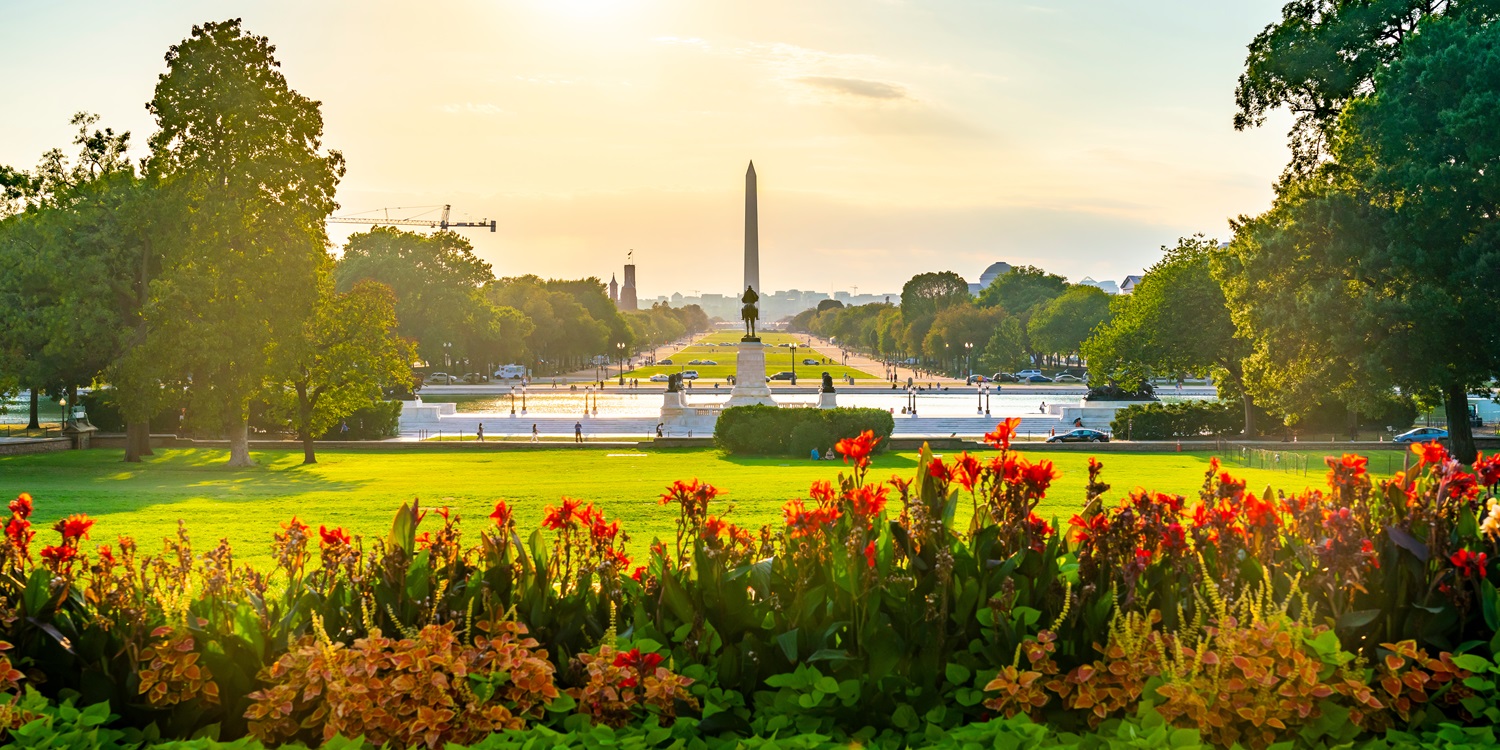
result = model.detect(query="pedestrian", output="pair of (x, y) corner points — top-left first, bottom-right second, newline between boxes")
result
(1039, 401), (1047, 413)
(531, 424), (539, 442)
(339, 420), (349, 437)
(656, 422), (664, 438)
(574, 421), (583, 443)
(476, 422), (484, 442)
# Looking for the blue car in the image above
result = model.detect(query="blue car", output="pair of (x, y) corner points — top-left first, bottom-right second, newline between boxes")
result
(1393, 427), (1448, 444)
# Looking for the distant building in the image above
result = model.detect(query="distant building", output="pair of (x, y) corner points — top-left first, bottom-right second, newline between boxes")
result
(670, 292), (683, 306)
(971, 261), (1014, 295)
(608, 274), (619, 305)
(1077, 276), (1120, 295)
(1119, 275), (1143, 295)
(620, 264), (638, 311)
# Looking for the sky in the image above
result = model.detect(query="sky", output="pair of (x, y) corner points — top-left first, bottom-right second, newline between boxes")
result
(1, 0), (1294, 300)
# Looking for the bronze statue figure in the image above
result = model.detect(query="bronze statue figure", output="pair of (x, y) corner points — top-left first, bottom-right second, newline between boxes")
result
(821, 372), (835, 393)
(740, 286), (760, 340)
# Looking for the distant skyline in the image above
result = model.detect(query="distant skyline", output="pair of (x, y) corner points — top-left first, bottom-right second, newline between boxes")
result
(2, 1), (1293, 299)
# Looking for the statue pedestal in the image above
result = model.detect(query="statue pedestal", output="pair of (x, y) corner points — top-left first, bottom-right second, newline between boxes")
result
(725, 342), (777, 407)
(817, 391), (837, 409)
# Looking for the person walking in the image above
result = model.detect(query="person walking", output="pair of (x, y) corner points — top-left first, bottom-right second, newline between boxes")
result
(530, 424), (539, 442)
(574, 421), (583, 443)
(476, 422), (485, 442)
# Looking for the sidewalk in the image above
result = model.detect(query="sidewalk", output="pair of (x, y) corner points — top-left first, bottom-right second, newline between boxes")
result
(799, 336), (964, 386)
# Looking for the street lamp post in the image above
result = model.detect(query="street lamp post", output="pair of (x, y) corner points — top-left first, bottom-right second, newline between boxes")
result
(509, 387), (516, 416)
(616, 342), (625, 385)
(521, 385), (527, 414)
(984, 385), (992, 417)
(964, 342), (974, 380)
(443, 342), (452, 371)
(584, 386), (591, 416)
(977, 383), (983, 414)
(790, 342), (798, 386)
(907, 386), (916, 416)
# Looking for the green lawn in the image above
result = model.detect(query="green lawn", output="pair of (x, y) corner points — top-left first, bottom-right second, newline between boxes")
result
(0, 445), (1380, 570)
(625, 331), (871, 381)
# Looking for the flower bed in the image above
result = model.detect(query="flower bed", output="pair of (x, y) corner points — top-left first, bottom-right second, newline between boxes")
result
(1, 422), (1498, 748)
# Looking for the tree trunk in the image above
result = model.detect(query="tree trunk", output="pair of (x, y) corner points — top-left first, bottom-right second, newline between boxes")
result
(297, 386), (316, 464)
(1443, 382), (1477, 464)
(302, 431), (317, 465)
(226, 417), (254, 467)
(27, 389), (39, 429)
(1242, 392), (1257, 438)
(124, 420), (145, 462)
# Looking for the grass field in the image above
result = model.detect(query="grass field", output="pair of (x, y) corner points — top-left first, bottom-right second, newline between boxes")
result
(0, 445), (1387, 570)
(623, 331), (871, 381)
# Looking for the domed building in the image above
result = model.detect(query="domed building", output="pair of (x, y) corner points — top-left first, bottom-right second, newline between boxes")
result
(970, 261), (1014, 295)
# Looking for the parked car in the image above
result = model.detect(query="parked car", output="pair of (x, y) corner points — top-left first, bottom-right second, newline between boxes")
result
(992, 372), (1020, 383)
(1393, 427), (1448, 444)
(802, 358), (820, 365)
(1022, 375), (1052, 384)
(1017, 369), (1043, 379)
(688, 359), (703, 365)
(1047, 428), (1110, 443)
(659, 358), (674, 365)
(461, 372), (487, 384)
(1052, 373), (1084, 383)
(424, 372), (456, 385)
(701, 360), (718, 365)
(680, 370), (700, 380)
(768, 371), (796, 381)
(648, 374), (669, 382)
(966, 374), (989, 384)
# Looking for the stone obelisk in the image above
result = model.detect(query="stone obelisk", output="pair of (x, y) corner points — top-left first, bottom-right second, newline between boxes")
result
(725, 160), (776, 407)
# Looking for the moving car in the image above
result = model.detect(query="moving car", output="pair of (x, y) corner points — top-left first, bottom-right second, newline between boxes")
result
(1017, 369), (1044, 379)
(1022, 374), (1052, 384)
(424, 372), (456, 385)
(648, 374), (670, 382)
(1393, 427), (1448, 444)
(701, 360), (718, 365)
(659, 358), (674, 365)
(680, 370), (700, 380)
(991, 372), (1020, 383)
(768, 371), (796, 381)
(965, 374), (989, 384)
(461, 372), (487, 384)
(802, 358), (820, 365)
(1052, 373), (1085, 383)
(1047, 428), (1110, 443)
(688, 359), (704, 365)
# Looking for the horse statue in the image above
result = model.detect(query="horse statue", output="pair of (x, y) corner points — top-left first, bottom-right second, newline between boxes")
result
(740, 286), (760, 340)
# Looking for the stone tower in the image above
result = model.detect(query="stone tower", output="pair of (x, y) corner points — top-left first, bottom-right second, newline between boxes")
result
(621, 264), (638, 311)
(609, 273), (619, 305)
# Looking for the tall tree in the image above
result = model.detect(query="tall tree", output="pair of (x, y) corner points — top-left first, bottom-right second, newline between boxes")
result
(146, 19), (345, 466)
(1085, 236), (1257, 434)
(1221, 14), (1500, 461)
(976, 265), (1068, 316)
(267, 279), (415, 464)
(899, 271), (971, 321)
(1026, 285), (1112, 365)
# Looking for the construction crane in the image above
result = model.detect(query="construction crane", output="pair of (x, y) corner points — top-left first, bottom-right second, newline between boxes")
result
(327, 204), (495, 232)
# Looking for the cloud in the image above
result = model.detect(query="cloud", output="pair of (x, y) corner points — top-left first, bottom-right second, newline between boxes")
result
(440, 102), (507, 116)
(796, 76), (909, 101)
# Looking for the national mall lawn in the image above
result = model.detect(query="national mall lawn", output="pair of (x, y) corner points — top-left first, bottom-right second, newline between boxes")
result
(2, 444), (1399, 570)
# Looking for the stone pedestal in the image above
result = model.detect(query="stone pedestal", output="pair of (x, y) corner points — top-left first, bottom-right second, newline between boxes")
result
(817, 391), (837, 409)
(725, 341), (777, 407)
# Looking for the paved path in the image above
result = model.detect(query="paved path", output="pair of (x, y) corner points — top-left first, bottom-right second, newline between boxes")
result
(799, 336), (964, 385)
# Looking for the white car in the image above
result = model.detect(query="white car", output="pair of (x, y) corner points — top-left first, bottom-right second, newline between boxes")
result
(1053, 373), (1084, 383)
(1017, 369), (1043, 379)
(649, 374), (670, 382)
(424, 372), (456, 385)
(701, 360), (718, 365)
(681, 370), (700, 380)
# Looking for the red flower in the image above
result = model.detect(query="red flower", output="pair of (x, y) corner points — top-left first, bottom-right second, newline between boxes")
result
(607, 548), (630, 569)
(1068, 513), (1107, 545)
(1450, 550), (1488, 579)
(809, 480), (836, 504)
(8, 493), (33, 519)
(1413, 441), (1449, 466)
(542, 497), (583, 530)
(40, 545), (76, 566)
(54, 514), (94, 542)
(864, 540), (877, 568)
(953, 452), (983, 492)
(1162, 522), (1187, 554)
(489, 500), (513, 528)
(630, 565), (646, 582)
(5, 517), (32, 547)
(318, 525), (351, 547)
(1020, 458), (1058, 497)
(927, 457), (952, 482)
(1448, 472), (1481, 503)
(1476, 453), (1500, 487)
(702, 515), (727, 540)
(1243, 494), (1279, 528)
(983, 418), (1022, 451)
(835, 430), (881, 468)
(281, 516), (309, 535)
(850, 485), (889, 519)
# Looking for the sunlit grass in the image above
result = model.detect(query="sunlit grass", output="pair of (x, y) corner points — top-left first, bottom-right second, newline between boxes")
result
(624, 331), (871, 380)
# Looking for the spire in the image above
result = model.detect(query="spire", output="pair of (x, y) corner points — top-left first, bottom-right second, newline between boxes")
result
(744, 160), (759, 305)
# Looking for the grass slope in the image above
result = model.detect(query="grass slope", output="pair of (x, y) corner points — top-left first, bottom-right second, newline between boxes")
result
(624, 331), (871, 380)
(0, 446), (1374, 570)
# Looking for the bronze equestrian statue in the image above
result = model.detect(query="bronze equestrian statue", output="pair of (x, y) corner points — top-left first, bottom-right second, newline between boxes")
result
(740, 286), (760, 340)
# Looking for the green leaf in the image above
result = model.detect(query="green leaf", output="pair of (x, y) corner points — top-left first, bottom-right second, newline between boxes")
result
(945, 662), (972, 686)
(777, 629), (799, 663)
(1451, 654), (1494, 673)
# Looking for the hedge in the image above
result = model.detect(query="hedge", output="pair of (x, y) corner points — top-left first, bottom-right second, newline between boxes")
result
(713, 405), (895, 456)
(1109, 400), (1241, 439)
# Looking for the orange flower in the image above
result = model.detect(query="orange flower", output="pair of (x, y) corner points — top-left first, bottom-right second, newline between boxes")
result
(8, 493), (32, 519)
(954, 452), (983, 492)
(984, 418), (1022, 451)
(864, 540), (876, 568)
(542, 497), (583, 530)
(1413, 441), (1449, 466)
(40, 544), (76, 566)
(54, 513), (94, 542)
(927, 457), (952, 482)
(850, 484), (889, 519)
(702, 515), (727, 540)
(1019, 458), (1058, 496)
(834, 430), (881, 468)
(489, 500), (513, 528)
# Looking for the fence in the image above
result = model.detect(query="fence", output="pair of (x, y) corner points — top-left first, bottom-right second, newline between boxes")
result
(1220, 445), (1411, 477)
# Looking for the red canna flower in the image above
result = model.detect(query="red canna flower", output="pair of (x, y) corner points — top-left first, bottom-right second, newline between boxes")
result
(1020, 458), (1058, 497)
(40, 544), (76, 566)
(489, 500), (513, 528)
(281, 516), (309, 535)
(834, 430), (881, 468)
(927, 457), (952, 483)
(54, 514), (94, 542)
(1475, 453), (1500, 487)
(702, 515), (727, 540)
(953, 452), (983, 492)
(542, 497), (583, 530)
(1450, 550), (1488, 579)
(318, 525), (351, 547)
(8, 493), (33, 519)
(809, 480), (836, 504)
(849, 484), (889, 519)
(864, 540), (876, 568)
(630, 565), (647, 582)
(983, 418), (1022, 451)
(5, 517), (32, 547)
(1413, 440), (1449, 466)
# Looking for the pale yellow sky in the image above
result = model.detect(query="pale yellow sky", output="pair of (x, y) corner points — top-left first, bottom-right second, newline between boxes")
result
(2, 0), (1292, 298)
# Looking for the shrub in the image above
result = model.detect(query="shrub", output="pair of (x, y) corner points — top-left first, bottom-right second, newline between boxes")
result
(1110, 400), (1240, 439)
(317, 400), (403, 440)
(714, 406), (894, 456)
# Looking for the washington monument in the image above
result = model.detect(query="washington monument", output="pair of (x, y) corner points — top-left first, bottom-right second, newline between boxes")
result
(744, 161), (759, 310)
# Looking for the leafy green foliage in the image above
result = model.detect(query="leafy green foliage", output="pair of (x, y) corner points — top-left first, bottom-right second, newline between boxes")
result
(1109, 401), (1241, 440)
(713, 406), (895, 456)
